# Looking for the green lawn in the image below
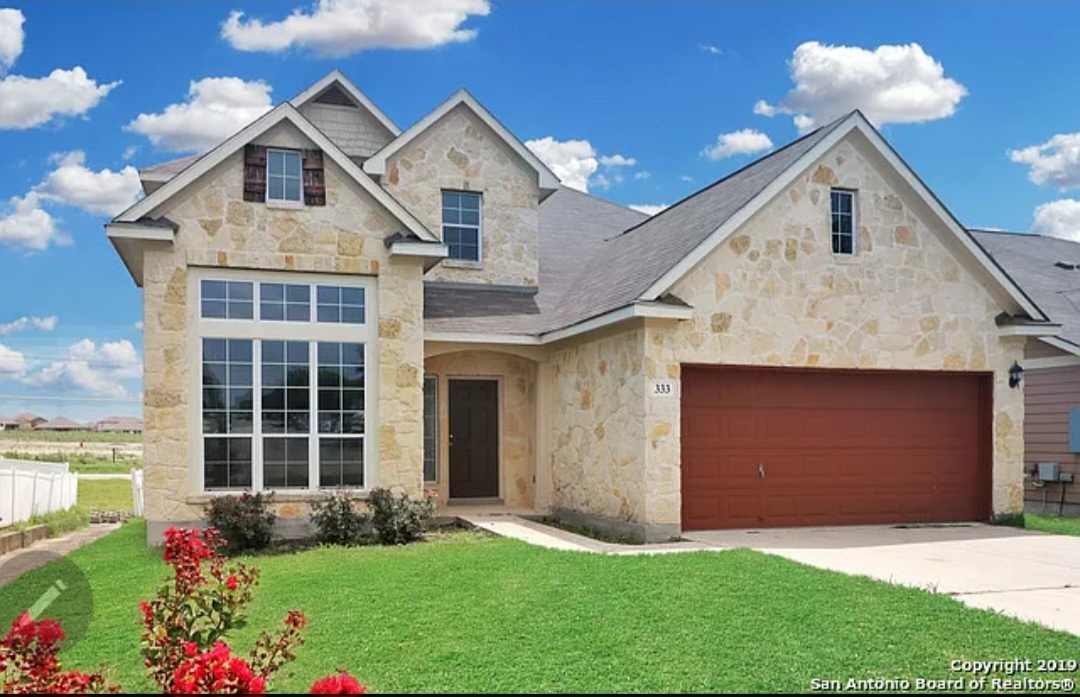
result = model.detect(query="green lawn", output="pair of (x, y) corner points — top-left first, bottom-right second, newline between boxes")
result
(0, 429), (140, 443)
(1025, 513), (1080, 537)
(11, 479), (134, 536)
(3, 451), (140, 475)
(2, 521), (1078, 694)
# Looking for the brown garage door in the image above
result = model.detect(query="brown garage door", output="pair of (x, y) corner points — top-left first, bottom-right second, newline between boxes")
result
(681, 366), (992, 530)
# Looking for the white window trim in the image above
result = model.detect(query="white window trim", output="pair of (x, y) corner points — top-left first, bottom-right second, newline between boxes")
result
(266, 148), (304, 206)
(441, 190), (483, 265)
(830, 188), (857, 257)
(188, 267), (379, 496)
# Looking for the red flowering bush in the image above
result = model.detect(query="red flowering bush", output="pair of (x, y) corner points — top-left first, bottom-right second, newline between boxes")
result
(4, 524), (368, 694)
(310, 670), (367, 694)
(0, 611), (118, 694)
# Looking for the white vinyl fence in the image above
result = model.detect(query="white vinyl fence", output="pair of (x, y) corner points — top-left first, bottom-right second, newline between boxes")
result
(131, 469), (144, 517)
(0, 458), (79, 528)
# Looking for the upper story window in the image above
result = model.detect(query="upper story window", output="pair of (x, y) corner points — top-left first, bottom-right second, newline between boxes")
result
(267, 149), (303, 204)
(441, 191), (481, 263)
(830, 189), (856, 256)
(201, 279), (365, 325)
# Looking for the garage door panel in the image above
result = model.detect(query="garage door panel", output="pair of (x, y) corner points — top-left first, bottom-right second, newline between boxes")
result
(680, 367), (990, 530)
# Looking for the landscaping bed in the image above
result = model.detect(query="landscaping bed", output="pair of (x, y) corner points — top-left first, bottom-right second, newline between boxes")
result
(3, 520), (1079, 693)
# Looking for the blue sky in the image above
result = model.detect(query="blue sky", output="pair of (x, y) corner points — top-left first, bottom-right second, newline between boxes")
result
(1, 0), (1079, 421)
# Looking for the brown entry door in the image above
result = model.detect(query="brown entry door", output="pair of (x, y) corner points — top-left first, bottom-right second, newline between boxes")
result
(680, 367), (991, 530)
(449, 379), (499, 499)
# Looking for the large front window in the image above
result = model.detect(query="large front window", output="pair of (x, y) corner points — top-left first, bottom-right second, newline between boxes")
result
(195, 271), (376, 493)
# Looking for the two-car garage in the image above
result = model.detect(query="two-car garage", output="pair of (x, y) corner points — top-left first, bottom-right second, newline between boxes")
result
(680, 366), (993, 530)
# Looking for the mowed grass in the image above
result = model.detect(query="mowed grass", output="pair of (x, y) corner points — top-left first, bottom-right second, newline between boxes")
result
(1025, 513), (1080, 537)
(1, 429), (140, 443)
(9, 480), (134, 536)
(3, 451), (140, 474)
(2, 521), (1079, 693)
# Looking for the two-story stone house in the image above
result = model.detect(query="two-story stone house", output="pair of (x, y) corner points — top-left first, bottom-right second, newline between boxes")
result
(109, 71), (1057, 543)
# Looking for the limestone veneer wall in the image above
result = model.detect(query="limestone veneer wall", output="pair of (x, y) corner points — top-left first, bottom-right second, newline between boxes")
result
(141, 121), (426, 542)
(641, 134), (1026, 528)
(547, 326), (648, 529)
(381, 104), (540, 287)
(424, 351), (537, 509)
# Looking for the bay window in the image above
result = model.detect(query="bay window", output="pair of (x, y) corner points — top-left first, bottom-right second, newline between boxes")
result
(193, 270), (376, 494)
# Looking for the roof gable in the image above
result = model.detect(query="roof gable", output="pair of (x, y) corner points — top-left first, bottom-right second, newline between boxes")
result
(363, 89), (560, 195)
(544, 111), (1046, 333)
(289, 69), (400, 137)
(111, 103), (435, 242)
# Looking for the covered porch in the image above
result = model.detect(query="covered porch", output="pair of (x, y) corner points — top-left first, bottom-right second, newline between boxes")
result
(423, 342), (548, 518)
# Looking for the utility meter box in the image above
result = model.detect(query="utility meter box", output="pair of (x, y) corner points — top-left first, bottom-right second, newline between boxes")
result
(1038, 462), (1061, 482)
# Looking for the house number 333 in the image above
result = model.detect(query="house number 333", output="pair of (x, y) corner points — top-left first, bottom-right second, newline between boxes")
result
(651, 380), (676, 397)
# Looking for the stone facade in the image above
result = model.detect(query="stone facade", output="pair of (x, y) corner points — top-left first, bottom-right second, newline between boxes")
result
(545, 132), (1026, 537)
(547, 326), (649, 531)
(424, 350), (537, 509)
(140, 120), (426, 542)
(381, 104), (540, 287)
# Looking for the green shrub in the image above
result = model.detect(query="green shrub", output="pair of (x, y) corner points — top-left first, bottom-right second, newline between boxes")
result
(990, 512), (1025, 528)
(309, 491), (368, 546)
(205, 493), (276, 554)
(367, 487), (435, 545)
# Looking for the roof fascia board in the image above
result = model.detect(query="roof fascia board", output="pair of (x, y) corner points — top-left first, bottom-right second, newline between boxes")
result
(106, 223), (175, 242)
(637, 113), (1047, 322)
(423, 331), (542, 346)
(390, 241), (449, 259)
(363, 90), (560, 192)
(539, 301), (692, 344)
(289, 69), (401, 136)
(997, 323), (1062, 337)
(115, 104), (437, 242)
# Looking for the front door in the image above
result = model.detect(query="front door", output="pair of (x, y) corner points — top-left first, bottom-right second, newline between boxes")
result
(448, 379), (499, 499)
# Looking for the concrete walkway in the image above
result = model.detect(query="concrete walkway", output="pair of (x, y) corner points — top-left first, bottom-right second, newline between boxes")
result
(0, 524), (121, 587)
(684, 524), (1080, 636)
(460, 514), (717, 555)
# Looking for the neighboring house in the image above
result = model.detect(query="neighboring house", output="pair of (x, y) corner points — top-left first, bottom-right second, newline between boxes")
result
(0, 417), (19, 431)
(108, 70), (1058, 544)
(13, 413), (47, 431)
(972, 230), (1080, 516)
(36, 417), (84, 432)
(94, 416), (144, 433)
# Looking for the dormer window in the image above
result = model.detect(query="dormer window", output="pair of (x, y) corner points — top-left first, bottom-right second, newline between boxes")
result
(268, 149), (303, 204)
(442, 190), (481, 263)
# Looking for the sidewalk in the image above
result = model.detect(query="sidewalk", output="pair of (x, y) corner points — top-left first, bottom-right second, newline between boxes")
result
(0, 523), (121, 587)
(459, 514), (720, 555)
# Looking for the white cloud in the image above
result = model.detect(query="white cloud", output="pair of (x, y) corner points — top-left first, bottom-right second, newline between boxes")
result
(0, 193), (69, 251)
(629, 204), (668, 216)
(699, 43), (722, 56)
(0, 315), (57, 335)
(221, 0), (490, 56)
(34, 151), (142, 216)
(1031, 199), (1080, 241)
(122, 145), (137, 161)
(0, 8), (24, 72)
(0, 67), (120, 130)
(1009, 133), (1080, 191)
(0, 343), (25, 376)
(22, 338), (141, 398)
(126, 77), (273, 152)
(525, 137), (597, 192)
(680, 175), (694, 183)
(634, 171), (651, 180)
(599, 154), (636, 168)
(133, 320), (143, 331)
(702, 128), (773, 161)
(756, 41), (967, 132)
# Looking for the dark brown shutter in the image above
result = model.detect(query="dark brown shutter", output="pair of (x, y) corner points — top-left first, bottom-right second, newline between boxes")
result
(243, 144), (267, 202)
(303, 149), (326, 206)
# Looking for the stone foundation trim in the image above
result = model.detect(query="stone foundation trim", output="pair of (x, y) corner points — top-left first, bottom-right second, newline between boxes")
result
(550, 507), (681, 544)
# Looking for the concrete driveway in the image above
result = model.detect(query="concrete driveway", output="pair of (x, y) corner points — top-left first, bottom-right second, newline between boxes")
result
(684, 524), (1080, 635)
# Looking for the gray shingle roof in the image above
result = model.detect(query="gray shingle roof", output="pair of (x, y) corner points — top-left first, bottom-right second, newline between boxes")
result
(424, 186), (648, 334)
(140, 153), (204, 181)
(543, 115), (849, 332)
(971, 230), (1080, 349)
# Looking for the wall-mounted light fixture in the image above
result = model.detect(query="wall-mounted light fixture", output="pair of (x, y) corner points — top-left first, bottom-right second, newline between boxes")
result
(1009, 361), (1024, 389)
